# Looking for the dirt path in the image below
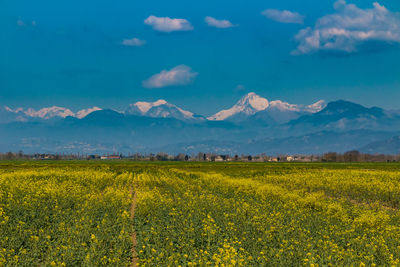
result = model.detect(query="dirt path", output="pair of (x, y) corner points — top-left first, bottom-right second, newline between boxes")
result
(130, 186), (138, 267)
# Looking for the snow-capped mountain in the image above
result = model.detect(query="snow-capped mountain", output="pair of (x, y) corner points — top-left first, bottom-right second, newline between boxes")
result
(24, 106), (75, 119)
(207, 92), (269, 121)
(268, 99), (326, 113)
(1, 94), (325, 124)
(208, 92), (326, 123)
(303, 100), (326, 113)
(3, 98), (400, 155)
(125, 100), (199, 120)
(2, 106), (102, 121)
(75, 107), (102, 119)
(254, 99), (326, 124)
(288, 100), (400, 132)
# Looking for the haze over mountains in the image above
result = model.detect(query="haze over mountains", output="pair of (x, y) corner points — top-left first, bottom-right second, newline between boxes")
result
(1, 92), (400, 155)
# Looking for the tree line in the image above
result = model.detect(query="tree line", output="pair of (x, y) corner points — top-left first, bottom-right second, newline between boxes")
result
(0, 150), (399, 162)
(322, 151), (400, 162)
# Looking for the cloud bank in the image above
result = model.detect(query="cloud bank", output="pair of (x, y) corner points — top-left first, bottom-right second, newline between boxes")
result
(205, 16), (238, 28)
(262, 9), (304, 24)
(16, 18), (37, 27)
(293, 0), (400, 54)
(122, 38), (146, 47)
(144, 16), (193, 32)
(142, 65), (198, 88)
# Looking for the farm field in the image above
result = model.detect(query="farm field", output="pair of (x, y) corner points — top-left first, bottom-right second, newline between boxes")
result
(1, 162), (400, 266)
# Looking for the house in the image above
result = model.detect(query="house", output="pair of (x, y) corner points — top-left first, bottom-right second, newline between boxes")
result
(286, 156), (294, 162)
(214, 156), (224, 162)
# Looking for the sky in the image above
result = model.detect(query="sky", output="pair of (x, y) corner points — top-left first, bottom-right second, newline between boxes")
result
(1, 0), (400, 116)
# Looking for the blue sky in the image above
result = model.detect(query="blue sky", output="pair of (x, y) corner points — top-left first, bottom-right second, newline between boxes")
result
(1, 0), (400, 115)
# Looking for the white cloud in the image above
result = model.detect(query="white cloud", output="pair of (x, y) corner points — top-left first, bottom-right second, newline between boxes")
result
(142, 65), (198, 88)
(205, 16), (238, 28)
(16, 19), (25, 26)
(144, 15), (193, 32)
(234, 85), (246, 92)
(16, 18), (37, 27)
(122, 38), (146, 47)
(293, 1), (400, 54)
(261, 9), (304, 24)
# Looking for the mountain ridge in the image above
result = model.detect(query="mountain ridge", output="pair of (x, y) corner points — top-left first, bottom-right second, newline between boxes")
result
(2, 96), (400, 155)
(125, 99), (200, 121)
(2, 106), (102, 121)
(1, 92), (325, 123)
(207, 92), (326, 123)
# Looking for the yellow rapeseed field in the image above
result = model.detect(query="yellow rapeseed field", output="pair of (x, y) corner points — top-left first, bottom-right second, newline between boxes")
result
(1, 162), (400, 266)
(0, 164), (133, 266)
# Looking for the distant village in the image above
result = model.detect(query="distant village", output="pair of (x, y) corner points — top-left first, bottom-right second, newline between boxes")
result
(0, 151), (399, 163)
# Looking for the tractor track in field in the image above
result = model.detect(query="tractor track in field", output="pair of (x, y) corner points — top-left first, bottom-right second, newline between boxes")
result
(130, 186), (138, 267)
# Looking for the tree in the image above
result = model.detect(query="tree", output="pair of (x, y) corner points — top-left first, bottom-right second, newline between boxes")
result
(5, 152), (13, 160)
(344, 150), (360, 162)
(176, 154), (186, 161)
(156, 152), (168, 161)
(323, 152), (337, 162)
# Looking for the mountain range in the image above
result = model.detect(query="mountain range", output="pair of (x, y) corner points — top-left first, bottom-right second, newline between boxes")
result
(0, 106), (102, 123)
(1, 93), (326, 123)
(1, 92), (400, 155)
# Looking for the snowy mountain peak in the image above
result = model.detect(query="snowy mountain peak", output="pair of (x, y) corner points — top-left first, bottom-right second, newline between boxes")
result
(305, 100), (326, 113)
(208, 92), (269, 121)
(269, 100), (300, 111)
(268, 100), (326, 113)
(208, 93), (326, 122)
(4, 106), (22, 113)
(23, 106), (75, 119)
(125, 100), (195, 120)
(238, 92), (269, 111)
(133, 100), (168, 113)
(75, 107), (102, 119)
